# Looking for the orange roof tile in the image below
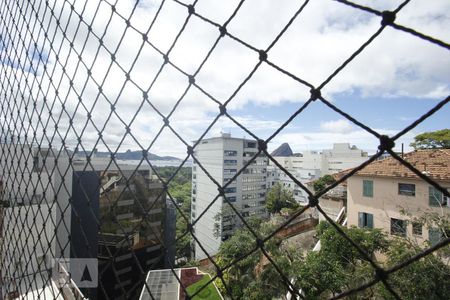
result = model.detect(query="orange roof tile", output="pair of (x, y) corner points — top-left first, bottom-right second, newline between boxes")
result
(356, 149), (450, 181)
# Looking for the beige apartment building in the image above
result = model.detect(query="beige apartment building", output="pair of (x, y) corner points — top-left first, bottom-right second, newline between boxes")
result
(347, 149), (450, 245)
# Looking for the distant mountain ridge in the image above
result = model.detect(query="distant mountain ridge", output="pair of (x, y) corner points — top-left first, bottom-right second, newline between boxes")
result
(271, 143), (293, 156)
(74, 149), (181, 161)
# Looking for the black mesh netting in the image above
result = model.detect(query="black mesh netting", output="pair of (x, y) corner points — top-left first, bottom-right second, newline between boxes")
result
(0, 0), (449, 299)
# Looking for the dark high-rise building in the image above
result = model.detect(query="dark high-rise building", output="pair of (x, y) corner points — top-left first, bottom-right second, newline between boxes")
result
(72, 159), (176, 299)
(91, 162), (174, 300)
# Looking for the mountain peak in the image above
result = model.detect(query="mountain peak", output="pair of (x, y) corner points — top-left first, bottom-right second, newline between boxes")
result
(271, 143), (293, 156)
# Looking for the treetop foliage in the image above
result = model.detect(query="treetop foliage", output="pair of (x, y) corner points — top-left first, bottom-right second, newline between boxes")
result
(410, 129), (450, 149)
(265, 182), (299, 214)
(214, 219), (450, 299)
(313, 174), (336, 192)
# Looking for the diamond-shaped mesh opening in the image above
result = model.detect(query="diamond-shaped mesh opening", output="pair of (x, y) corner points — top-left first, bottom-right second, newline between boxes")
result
(1, 0), (449, 299)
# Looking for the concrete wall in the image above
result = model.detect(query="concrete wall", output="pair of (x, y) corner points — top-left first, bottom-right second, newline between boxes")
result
(1, 203), (56, 281)
(192, 138), (226, 260)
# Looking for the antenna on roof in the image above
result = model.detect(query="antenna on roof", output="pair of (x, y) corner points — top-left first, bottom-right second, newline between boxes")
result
(401, 143), (404, 158)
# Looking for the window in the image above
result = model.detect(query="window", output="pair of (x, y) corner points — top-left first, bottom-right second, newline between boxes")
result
(224, 177), (235, 185)
(362, 180), (373, 197)
(224, 159), (237, 165)
(224, 150), (237, 156)
(33, 156), (40, 171)
(243, 151), (256, 157)
(412, 222), (422, 236)
(358, 212), (373, 229)
(245, 141), (256, 148)
(225, 196), (236, 203)
(224, 169), (237, 174)
(428, 227), (444, 246)
(428, 228), (443, 246)
(224, 187), (236, 194)
(390, 218), (406, 237)
(223, 225), (234, 232)
(429, 186), (449, 207)
(398, 183), (415, 196)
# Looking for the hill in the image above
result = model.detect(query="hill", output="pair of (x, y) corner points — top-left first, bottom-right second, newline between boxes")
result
(271, 143), (293, 156)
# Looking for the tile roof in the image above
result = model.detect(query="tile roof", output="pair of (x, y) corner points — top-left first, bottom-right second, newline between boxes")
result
(356, 149), (450, 181)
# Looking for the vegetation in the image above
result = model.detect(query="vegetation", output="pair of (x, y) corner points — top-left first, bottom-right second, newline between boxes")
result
(410, 129), (450, 149)
(312, 174), (336, 192)
(378, 238), (450, 300)
(265, 183), (299, 214)
(213, 219), (450, 299)
(155, 166), (191, 186)
(214, 217), (291, 300)
(155, 166), (193, 262)
(186, 274), (222, 300)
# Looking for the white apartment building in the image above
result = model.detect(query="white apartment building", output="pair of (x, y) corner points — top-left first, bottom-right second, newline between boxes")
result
(191, 134), (268, 260)
(268, 143), (368, 204)
(267, 166), (320, 204)
(321, 143), (369, 174)
(272, 143), (368, 176)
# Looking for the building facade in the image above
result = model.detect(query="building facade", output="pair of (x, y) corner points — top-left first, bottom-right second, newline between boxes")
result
(268, 143), (367, 205)
(0, 143), (83, 299)
(267, 167), (321, 204)
(78, 160), (173, 300)
(191, 134), (268, 260)
(272, 143), (368, 176)
(347, 149), (450, 245)
(0, 144), (175, 299)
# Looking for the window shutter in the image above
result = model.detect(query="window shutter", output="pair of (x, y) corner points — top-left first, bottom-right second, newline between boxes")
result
(429, 186), (441, 207)
(363, 180), (373, 197)
(429, 228), (442, 246)
(367, 214), (373, 229)
(358, 212), (363, 228)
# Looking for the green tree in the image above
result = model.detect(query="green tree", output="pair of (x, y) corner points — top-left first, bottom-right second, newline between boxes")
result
(295, 221), (450, 299)
(174, 195), (192, 260)
(214, 219), (291, 299)
(214, 215), (450, 300)
(410, 129), (450, 149)
(155, 166), (193, 261)
(295, 222), (389, 299)
(266, 183), (298, 214)
(313, 174), (336, 192)
(377, 238), (450, 300)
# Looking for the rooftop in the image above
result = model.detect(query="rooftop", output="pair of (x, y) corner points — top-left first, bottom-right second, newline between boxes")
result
(355, 149), (450, 181)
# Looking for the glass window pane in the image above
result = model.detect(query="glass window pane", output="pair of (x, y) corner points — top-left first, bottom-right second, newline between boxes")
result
(398, 183), (415, 196)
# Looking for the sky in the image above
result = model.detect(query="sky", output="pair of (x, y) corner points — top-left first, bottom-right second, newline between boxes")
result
(0, 0), (449, 159)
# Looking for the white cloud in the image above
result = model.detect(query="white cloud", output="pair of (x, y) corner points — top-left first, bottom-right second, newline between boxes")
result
(1, 0), (448, 158)
(320, 119), (353, 133)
